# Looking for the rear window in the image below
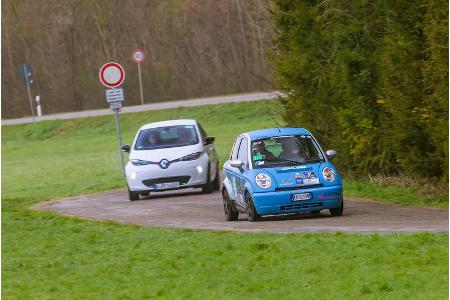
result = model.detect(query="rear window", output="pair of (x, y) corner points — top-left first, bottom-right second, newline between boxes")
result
(134, 125), (199, 150)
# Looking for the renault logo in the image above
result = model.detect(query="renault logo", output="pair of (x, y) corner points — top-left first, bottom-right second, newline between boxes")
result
(159, 159), (170, 169)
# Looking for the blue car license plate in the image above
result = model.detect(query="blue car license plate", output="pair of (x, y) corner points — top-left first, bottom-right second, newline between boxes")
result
(291, 192), (312, 201)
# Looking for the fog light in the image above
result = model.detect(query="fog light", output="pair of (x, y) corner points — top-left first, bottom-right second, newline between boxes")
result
(196, 166), (203, 173)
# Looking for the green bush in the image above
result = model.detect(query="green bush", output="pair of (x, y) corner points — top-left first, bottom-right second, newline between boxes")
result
(271, 0), (448, 181)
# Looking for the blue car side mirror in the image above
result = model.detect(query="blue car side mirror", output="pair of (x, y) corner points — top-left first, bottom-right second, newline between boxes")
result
(230, 160), (244, 172)
(326, 149), (336, 160)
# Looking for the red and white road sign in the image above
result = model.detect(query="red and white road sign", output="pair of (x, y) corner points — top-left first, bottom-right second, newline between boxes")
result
(99, 62), (125, 88)
(132, 49), (145, 63)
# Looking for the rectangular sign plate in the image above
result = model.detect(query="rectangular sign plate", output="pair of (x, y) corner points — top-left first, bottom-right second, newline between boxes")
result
(19, 64), (33, 86)
(291, 192), (312, 202)
(109, 102), (122, 112)
(106, 88), (124, 103)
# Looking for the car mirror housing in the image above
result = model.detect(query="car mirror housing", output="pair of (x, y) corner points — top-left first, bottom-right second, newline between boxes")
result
(230, 159), (244, 171)
(326, 149), (336, 160)
(204, 136), (215, 145)
(121, 144), (131, 152)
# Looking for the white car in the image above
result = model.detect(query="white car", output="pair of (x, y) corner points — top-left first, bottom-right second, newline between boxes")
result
(121, 119), (220, 200)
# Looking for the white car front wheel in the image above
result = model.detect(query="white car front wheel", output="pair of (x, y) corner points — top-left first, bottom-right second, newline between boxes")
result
(202, 162), (220, 193)
(128, 187), (140, 201)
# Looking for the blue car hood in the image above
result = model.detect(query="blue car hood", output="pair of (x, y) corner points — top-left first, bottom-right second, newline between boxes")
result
(262, 163), (323, 187)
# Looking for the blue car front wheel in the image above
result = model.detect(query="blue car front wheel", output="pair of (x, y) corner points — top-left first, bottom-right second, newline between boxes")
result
(329, 198), (344, 216)
(246, 193), (262, 222)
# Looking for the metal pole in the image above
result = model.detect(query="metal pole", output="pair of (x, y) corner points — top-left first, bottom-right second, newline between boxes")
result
(137, 63), (144, 105)
(114, 108), (125, 177)
(24, 64), (35, 123)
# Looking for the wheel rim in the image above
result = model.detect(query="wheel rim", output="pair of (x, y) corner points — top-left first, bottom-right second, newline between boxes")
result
(223, 192), (231, 217)
(223, 200), (230, 217)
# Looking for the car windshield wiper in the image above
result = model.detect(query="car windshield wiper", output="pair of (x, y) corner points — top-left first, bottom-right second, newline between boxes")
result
(302, 158), (324, 164)
(262, 159), (301, 166)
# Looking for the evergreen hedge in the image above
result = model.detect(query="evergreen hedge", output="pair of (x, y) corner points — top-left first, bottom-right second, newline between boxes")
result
(271, 0), (448, 181)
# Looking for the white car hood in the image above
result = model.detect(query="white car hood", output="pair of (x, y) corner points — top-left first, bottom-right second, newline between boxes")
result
(129, 144), (201, 162)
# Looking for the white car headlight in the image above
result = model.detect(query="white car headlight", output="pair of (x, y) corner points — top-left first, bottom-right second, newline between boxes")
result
(255, 173), (272, 189)
(322, 167), (336, 182)
(130, 159), (151, 166)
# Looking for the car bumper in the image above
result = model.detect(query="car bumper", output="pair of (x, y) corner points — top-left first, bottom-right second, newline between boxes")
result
(126, 157), (209, 192)
(251, 185), (343, 215)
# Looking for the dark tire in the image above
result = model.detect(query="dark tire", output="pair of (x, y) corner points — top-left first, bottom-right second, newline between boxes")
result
(311, 210), (321, 215)
(246, 193), (261, 222)
(222, 189), (239, 221)
(128, 188), (139, 201)
(141, 191), (150, 197)
(329, 198), (344, 216)
(202, 163), (214, 193)
(211, 162), (220, 191)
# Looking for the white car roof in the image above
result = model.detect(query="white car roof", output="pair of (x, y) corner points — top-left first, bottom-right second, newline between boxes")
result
(139, 119), (197, 131)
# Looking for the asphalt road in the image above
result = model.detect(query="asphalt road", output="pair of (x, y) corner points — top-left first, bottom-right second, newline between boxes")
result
(2, 91), (282, 125)
(35, 188), (448, 233)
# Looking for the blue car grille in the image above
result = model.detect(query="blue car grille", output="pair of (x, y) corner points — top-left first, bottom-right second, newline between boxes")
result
(279, 202), (323, 211)
(275, 184), (323, 191)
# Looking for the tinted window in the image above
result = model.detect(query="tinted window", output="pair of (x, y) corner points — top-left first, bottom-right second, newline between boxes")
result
(251, 135), (324, 168)
(134, 125), (199, 150)
(237, 138), (249, 167)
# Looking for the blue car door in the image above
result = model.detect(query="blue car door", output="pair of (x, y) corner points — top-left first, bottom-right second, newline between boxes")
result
(225, 137), (240, 202)
(232, 137), (249, 209)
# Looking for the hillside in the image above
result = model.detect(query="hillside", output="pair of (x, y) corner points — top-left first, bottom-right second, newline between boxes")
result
(2, 0), (273, 118)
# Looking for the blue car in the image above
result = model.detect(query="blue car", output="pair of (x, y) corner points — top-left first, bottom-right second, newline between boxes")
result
(221, 128), (343, 221)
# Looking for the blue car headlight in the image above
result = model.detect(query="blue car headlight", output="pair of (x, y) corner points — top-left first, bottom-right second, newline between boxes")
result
(255, 173), (272, 189)
(322, 167), (336, 182)
(130, 159), (151, 166)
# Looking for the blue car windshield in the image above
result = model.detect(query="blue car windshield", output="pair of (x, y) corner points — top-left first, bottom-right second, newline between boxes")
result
(134, 125), (199, 150)
(251, 135), (325, 168)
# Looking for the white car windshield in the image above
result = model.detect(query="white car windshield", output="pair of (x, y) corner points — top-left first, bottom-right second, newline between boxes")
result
(134, 125), (199, 150)
(251, 135), (324, 168)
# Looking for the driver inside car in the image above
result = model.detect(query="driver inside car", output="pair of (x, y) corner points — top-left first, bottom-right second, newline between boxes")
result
(253, 141), (275, 161)
(147, 131), (161, 145)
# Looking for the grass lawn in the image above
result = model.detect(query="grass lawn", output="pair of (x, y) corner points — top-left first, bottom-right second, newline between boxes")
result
(2, 100), (448, 299)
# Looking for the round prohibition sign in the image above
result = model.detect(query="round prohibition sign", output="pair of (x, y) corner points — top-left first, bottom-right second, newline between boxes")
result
(99, 62), (125, 88)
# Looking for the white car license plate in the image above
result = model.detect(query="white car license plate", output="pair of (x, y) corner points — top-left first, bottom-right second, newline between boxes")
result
(291, 192), (312, 201)
(154, 182), (180, 190)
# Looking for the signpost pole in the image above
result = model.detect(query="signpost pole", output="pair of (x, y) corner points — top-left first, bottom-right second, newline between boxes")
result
(137, 63), (144, 105)
(132, 50), (145, 105)
(99, 62), (126, 178)
(113, 107), (125, 177)
(23, 64), (35, 123)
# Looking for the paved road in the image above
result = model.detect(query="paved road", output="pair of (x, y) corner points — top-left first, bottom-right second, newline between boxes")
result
(2, 91), (282, 125)
(35, 188), (448, 233)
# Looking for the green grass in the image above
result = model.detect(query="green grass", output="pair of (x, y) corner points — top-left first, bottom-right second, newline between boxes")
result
(2, 100), (448, 299)
(345, 179), (448, 208)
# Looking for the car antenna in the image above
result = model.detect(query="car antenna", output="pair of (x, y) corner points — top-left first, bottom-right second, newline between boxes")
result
(272, 115), (282, 133)
(264, 105), (282, 133)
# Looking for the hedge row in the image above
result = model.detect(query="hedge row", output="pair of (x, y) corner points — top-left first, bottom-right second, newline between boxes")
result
(271, 0), (448, 181)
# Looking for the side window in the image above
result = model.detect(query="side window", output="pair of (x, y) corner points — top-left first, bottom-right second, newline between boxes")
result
(237, 138), (249, 168)
(197, 123), (207, 140)
(231, 138), (242, 160)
